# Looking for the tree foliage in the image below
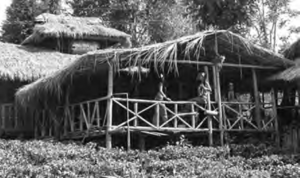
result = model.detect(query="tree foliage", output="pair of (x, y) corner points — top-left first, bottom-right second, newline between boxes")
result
(249, 0), (300, 51)
(1, 0), (63, 44)
(176, 0), (257, 33)
(71, 0), (196, 47)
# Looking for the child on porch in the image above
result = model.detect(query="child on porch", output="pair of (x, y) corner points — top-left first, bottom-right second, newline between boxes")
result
(152, 73), (171, 127)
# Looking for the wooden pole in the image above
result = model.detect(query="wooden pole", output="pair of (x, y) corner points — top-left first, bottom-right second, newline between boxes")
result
(214, 65), (224, 146)
(174, 104), (178, 128)
(252, 69), (262, 130)
(271, 88), (280, 148)
(205, 66), (213, 146)
(134, 103), (138, 127)
(106, 64), (114, 149)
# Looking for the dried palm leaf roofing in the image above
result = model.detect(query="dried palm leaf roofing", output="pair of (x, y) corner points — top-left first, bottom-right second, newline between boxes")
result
(0, 42), (77, 82)
(21, 13), (132, 47)
(16, 30), (294, 109)
(268, 38), (300, 82)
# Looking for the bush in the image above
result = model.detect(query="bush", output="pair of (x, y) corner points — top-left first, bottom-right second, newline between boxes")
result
(0, 139), (299, 177)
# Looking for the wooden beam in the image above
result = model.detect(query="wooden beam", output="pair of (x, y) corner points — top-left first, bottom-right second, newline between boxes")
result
(106, 64), (114, 149)
(163, 60), (278, 69)
(205, 66), (213, 146)
(214, 65), (224, 146)
(271, 88), (280, 148)
(252, 68), (262, 130)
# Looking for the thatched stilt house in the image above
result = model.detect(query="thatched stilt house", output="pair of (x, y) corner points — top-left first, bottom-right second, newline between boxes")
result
(16, 30), (294, 147)
(21, 13), (132, 54)
(0, 42), (77, 137)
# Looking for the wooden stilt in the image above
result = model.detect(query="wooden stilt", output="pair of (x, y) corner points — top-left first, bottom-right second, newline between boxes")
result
(106, 64), (114, 149)
(1, 105), (5, 131)
(271, 88), (280, 148)
(252, 69), (262, 129)
(205, 66), (213, 146)
(139, 134), (145, 151)
(214, 65), (224, 146)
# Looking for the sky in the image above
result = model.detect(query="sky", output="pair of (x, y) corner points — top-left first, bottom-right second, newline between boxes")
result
(0, 0), (300, 45)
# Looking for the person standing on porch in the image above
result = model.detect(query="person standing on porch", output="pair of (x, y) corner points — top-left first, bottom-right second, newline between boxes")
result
(153, 73), (171, 127)
(194, 72), (212, 106)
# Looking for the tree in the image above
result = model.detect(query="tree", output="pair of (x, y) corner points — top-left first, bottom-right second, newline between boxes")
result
(248, 0), (300, 51)
(1, 0), (64, 44)
(71, 0), (196, 46)
(176, 0), (257, 34)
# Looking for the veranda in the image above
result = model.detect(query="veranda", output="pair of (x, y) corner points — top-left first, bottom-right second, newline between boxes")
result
(28, 62), (280, 149)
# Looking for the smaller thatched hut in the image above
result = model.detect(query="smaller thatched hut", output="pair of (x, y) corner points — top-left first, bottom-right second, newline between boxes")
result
(267, 38), (300, 152)
(21, 13), (132, 54)
(0, 42), (77, 136)
(269, 38), (300, 83)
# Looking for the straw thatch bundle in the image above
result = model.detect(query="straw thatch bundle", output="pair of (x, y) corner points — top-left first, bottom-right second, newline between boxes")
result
(21, 13), (132, 49)
(0, 42), (77, 81)
(16, 30), (294, 109)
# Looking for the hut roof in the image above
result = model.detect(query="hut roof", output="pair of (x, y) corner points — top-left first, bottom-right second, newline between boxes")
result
(16, 30), (294, 109)
(266, 38), (300, 83)
(21, 13), (132, 47)
(0, 42), (77, 81)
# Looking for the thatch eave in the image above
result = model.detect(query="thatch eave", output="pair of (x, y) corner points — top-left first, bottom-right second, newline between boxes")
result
(0, 42), (77, 82)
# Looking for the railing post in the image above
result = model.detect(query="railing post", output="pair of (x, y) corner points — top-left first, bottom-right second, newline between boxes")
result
(155, 103), (160, 128)
(271, 88), (280, 148)
(174, 104), (178, 128)
(191, 104), (195, 128)
(71, 106), (75, 132)
(134, 102), (138, 127)
(1, 105), (5, 131)
(106, 64), (114, 149)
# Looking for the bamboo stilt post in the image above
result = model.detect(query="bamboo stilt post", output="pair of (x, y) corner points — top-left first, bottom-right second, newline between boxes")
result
(126, 94), (131, 151)
(106, 64), (114, 149)
(97, 103), (101, 127)
(71, 106), (75, 131)
(1, 105), (5, 130)
(271, 88), (280, 148)
(205, 66), (213, 146)
(174, 104), (178, 128)
(87, 102), (91, 125)
(252, 69), (262, 130)
(80, 106), (83, 131)
(134, 103), (138, 127)
(191, 104), (195, 128)
(34, 111), (38, 138)
(214, 65), (224, 146)
(139, 134), (145, 151)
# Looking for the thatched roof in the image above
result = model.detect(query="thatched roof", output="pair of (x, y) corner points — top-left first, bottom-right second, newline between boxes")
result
(0, 42), (77, 81)
(16, 30), (294, 109)
(267, 38), (300, 83)
(282, 38), (300, 60)
(21, 13), (132, 48)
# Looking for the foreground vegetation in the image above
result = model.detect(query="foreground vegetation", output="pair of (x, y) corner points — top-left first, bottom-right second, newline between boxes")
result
(0, 139), (300, 178)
